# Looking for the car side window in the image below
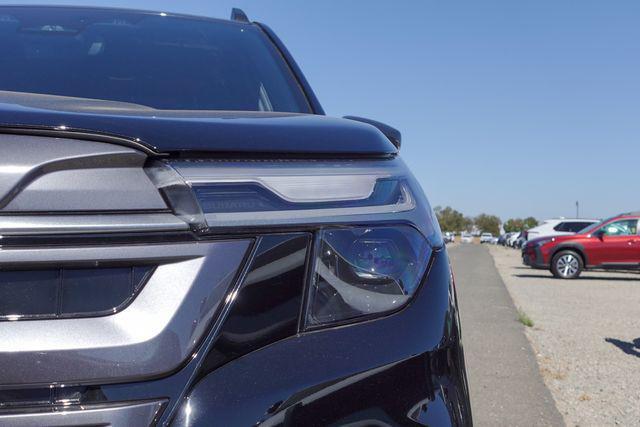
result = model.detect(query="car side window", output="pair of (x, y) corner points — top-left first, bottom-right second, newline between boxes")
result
(553, 222), (567, 232)
(600, 219), (638, 236)
(566, 222), (589, 233)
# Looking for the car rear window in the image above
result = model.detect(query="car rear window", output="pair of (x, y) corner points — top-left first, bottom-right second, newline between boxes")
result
(554, 221), (595, 233)
(0, 7), (311, 112)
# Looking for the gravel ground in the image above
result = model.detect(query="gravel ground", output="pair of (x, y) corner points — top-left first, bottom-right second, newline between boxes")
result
(488, 245), (640, 426)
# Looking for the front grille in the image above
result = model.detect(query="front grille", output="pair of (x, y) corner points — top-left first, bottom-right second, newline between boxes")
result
(0, 266), (154, 321)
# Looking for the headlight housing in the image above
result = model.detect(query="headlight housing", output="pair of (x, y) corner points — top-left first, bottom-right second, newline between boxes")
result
(306, 225), (431, 327)
(147, 157), (440, 328)
(147, 158), (438, 241)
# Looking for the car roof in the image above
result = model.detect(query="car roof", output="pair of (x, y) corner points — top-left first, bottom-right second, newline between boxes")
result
(0, 4), (242, 25)
(543, 218), (598, 222)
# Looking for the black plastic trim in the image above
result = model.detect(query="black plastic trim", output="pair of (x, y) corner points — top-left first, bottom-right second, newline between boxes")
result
(0, 266), (156, 322)
(600, 263), (640, 270)
(0, 126), (160, 156)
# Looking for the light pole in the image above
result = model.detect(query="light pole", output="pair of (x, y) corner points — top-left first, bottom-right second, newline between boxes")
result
(576, 201), (579, 218)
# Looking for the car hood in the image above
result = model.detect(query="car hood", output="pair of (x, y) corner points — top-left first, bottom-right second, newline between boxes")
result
(527, 234), (577, 246)
(0, 92), (397, 155)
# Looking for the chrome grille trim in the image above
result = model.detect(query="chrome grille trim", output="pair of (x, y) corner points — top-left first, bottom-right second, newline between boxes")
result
(0, 213), (188, 235)
(0, 134), (166, 212)
(0, 239), (250, 386)
(0, 399), (166, 427)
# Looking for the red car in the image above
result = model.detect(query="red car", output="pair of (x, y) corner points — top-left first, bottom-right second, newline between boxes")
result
(523, 212), (640, 279)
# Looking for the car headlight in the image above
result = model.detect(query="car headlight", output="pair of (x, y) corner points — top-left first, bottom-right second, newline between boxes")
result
(146, 158), (440, 329)
(146, 158), (438, 240)
(306, 225), (431, 327)
(535, 238), (555, 247)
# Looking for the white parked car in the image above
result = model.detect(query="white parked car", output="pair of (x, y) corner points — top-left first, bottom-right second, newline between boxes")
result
(526, 218), (599, 241)
(460, 232), (473, 243)
(507, 232), (522, 247)
(479, 232), (493, 244)
(443, 232), (455, 244)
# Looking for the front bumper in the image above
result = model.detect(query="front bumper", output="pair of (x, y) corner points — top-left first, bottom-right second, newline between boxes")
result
(0, 238), (472, 427)
(522, 246), (549, 269)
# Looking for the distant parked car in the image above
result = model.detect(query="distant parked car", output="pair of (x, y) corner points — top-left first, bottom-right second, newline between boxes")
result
(499, 233), (514, 246)
(523, 212), (640, 279)
(480, 233), (494, 244)
(460, 232), (473, 243)
(507, 232), (522, 247)
(490, 237), (499, 244)
(443, 231), (455, 244)
(526, 218), (599, 241)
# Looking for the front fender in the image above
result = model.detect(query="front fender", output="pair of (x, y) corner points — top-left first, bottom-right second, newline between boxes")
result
(171, 249), (472, 426)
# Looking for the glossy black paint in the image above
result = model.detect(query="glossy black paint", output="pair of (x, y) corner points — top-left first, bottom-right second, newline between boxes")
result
(199, 234), (311, 375)
(172, 248), (472, 426)
(0, 107), (397, 156)
(344, 115), (402, 149)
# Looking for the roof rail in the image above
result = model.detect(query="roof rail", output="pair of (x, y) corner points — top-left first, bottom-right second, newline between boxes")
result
(231, 8), (250, 23)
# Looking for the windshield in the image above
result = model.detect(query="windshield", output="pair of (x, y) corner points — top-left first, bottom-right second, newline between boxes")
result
(579, 217), (610, 234)
(0, 7), (311, 112)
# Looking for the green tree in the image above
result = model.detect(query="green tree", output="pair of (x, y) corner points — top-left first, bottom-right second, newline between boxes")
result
(503, 217), (538, 232)
(503, 218), (524, 232)
(434, 206), (467, 232)
(474, 214), (501, 236)
(523, 217), (539, 229)
(463, 216), (474, 231)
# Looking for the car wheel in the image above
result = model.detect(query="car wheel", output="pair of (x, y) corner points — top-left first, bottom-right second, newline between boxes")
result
(551, 250), (583, 279)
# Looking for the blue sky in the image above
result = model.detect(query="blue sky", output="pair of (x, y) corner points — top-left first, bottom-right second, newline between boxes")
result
(13, 0), (640, 221)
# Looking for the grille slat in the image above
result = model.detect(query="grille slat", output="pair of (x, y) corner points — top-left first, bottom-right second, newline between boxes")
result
(0, 266), (154, 321)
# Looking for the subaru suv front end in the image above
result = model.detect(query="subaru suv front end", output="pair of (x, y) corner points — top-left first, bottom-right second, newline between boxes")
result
(0, 6), (472, 426)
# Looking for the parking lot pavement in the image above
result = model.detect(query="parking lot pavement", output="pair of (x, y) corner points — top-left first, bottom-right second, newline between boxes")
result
(448, 244), (564, 427)
(489, 245), (640, 427)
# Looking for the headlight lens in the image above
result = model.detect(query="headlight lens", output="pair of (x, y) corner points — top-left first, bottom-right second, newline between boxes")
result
(306, 225), (431, 327)
(151, 158), (440, 237)
(535, 238), (554, 247)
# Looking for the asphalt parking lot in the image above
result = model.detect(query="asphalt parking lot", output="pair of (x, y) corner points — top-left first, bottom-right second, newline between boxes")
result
(450, 242), (640, 426)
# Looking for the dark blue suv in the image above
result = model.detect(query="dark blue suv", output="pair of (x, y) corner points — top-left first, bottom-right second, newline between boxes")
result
(0, 6), (472, 426)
